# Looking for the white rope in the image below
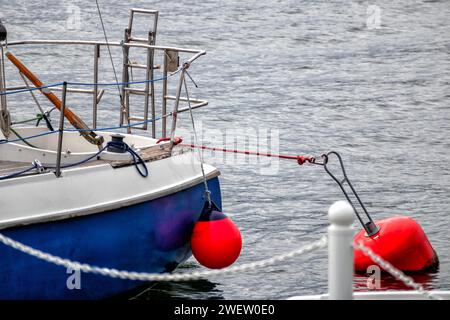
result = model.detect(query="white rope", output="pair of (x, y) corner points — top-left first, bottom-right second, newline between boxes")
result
(0, 232), (327, 282)
(0, 230), (441, 300)
(354, 241), (442, 300)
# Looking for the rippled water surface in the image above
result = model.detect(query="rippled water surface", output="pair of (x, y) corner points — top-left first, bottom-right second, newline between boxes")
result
(1, 0), (449, 299)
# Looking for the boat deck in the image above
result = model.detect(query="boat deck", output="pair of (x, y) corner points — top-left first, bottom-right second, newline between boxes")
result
(0, 144), (179, 179)
(0, 160), (35, 176)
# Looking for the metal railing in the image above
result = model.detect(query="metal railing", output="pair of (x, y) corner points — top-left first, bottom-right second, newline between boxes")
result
(55, 82), (67, 178)
(0, 39), (208, 177)
(1, 39), (207, 137)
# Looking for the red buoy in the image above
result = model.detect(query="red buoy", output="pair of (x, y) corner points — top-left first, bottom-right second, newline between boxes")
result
(191, 203), (242, 269)
(354, 216), (439, 272)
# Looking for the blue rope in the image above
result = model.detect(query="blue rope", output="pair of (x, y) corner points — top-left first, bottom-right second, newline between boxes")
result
(0, 162), (38, 180)
(2, 112), (165, 144)
(0, 130), (57, 145)
(46, 141), (148, 177)
(64, 115), (163, 133)
(105, 141), (148, 177)
(0, 82), (64, 96)
(1, 141), (148, 180)
(0, 74), (171, 97)
(0, 115), (163, 145)
(66, 75), (168, 87)
(47, 145), (108, 170)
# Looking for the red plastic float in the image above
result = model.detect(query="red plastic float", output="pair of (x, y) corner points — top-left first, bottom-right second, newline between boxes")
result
(191, 203), (242, 269)
(354, 215), (439, 272)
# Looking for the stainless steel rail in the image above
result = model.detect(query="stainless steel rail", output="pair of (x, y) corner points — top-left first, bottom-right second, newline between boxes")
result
(2, 40), (205, 55)
(55, 82), (67, 178)
(1, 39), (207, 138)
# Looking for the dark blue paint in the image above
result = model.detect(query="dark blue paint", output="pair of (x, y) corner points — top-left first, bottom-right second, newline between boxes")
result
(0, 177), (221, 300)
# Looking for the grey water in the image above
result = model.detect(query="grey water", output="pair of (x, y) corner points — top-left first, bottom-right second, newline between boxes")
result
(1, 0), (449, 299)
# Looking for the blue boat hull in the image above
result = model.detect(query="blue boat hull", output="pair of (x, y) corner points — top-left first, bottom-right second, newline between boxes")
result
(0, 177), (221, 300)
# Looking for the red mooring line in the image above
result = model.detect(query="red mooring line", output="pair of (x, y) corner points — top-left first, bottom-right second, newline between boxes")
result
(156, 137), (318, 165)
(180, 144), (317, 165)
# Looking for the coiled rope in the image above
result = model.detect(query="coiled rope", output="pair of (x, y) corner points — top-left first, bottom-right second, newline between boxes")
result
(102, 141), (148, 177)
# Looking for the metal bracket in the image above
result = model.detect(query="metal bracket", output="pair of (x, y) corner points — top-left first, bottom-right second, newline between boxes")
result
(323, 151), (379, 236)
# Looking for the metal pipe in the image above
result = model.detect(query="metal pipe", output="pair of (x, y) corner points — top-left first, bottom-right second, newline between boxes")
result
(6, 85), (99, 94)
(52, 87), (105, 99)
(55, 82), (67, 178)
(126, 63), (160, 70)
(120, 29), (131, 129)
(153, 11), (159, 41)
(130, 8), (159, 14)
(127, 9), (134, 34)
(129, 101), (207, 122)
(150, 32), (156, 137)
(145, 32), (156, 137)
(0, 45), (6, 112)
(328, 201), (354, 300)
(164, 95), (208, 104)
(92, 44), (100, 129)
(3, 40), (205, 55)
(0, 45), (9, 138)
(185, 51), (207, 65)
(162, 50), (168, 138)
(168, 69), (186, 151)
(96, 89), (105, 103)
(143, 32), (151, 133)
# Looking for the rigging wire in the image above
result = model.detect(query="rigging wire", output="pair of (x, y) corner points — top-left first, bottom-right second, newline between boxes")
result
(94, 0), (125, 110)
(183, 73), (212, 206)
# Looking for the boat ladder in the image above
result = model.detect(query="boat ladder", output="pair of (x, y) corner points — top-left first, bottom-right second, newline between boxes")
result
(120, 8), (159, 136)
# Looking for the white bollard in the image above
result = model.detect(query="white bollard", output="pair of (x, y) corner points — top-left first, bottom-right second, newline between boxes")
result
(328, 200), (355, 300)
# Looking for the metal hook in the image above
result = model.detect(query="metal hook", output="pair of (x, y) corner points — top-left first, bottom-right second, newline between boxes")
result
(323, 151), (379, 236)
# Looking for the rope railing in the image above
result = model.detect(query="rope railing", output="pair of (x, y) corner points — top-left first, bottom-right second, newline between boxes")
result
(0, 208), (443, 300)
(0, 232), (327, 282)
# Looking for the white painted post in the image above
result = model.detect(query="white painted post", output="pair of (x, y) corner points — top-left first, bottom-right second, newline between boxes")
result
(328, 200), (355, 300)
